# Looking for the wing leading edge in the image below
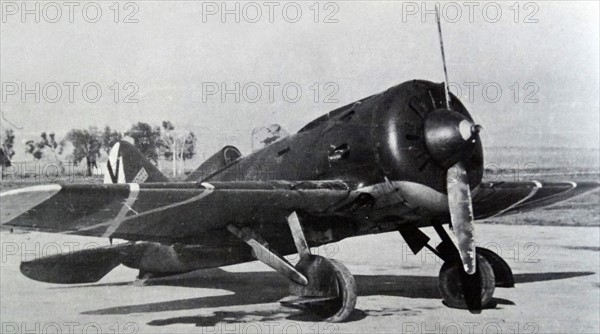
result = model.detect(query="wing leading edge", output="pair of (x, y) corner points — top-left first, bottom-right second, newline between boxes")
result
(2, 179), (597, 243)
(472, 180), (599, 219)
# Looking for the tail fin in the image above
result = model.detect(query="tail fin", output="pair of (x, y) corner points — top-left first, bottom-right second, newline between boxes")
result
(103, 141), (169, 184)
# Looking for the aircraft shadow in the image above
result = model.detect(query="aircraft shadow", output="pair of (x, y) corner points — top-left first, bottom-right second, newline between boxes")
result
(80, 269), (595, 325)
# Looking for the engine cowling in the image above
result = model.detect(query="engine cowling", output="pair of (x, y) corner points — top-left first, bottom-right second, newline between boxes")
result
(373, 80), (484, 193)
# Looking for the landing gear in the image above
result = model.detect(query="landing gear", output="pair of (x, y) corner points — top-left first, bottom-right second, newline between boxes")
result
(289, 255), (357, 322)
(438, 254), (495, 309)
(400, 224), (512, 311)
(228, 212), (357, 322)
(284, 211), (357, 322)
(432, 224), (516, 309)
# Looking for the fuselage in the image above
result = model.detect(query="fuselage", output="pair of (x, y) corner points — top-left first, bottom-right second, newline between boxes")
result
(205, 80), (482, 192)
(199, 80), (482, 255)
(132, 80), (485, 274)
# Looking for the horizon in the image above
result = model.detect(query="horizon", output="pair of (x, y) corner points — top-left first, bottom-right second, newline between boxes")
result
(2, 1), (599, 162)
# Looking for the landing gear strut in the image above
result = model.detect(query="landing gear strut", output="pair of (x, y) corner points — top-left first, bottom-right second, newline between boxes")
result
(284, 212), (357, 322)
(228, 212), (357, 322)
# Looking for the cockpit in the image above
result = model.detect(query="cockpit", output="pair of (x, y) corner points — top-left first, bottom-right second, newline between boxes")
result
(251, 124), (290, 152)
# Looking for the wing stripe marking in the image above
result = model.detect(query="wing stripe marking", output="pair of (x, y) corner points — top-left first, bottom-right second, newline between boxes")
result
(106, 185), (216, 239)
(489, 181), (542, 218)
(69, 184), (213, 235)
(512, 181), (578, 208)
(0, 184), (62, 197)
(102, 183), (140, 238)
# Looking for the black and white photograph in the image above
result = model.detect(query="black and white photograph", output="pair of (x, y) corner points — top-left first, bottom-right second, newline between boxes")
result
(1, 1), (599, 333)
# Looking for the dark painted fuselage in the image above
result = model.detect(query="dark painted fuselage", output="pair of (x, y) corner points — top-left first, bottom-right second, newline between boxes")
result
(197, 81), (481, 255)
(204, 80), (482, 192)
(135, 80), (484, 274)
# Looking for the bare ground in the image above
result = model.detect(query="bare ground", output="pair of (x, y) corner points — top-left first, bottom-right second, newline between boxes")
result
(1, 224), (598, 333)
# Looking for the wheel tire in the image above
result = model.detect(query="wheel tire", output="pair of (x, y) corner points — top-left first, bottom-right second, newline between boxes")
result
(293, 256), (357, 322)
(438, 254), (495, 310)
(309, 259), (357, 322)
(477, 247), (515, 288)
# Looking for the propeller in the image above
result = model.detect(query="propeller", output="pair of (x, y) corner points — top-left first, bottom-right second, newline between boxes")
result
(424, 5), (482, 275)
(424, 109), (481, 275)
(447, 161), (476, 274)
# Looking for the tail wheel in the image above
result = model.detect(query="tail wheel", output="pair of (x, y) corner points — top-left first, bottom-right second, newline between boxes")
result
(438, 253), (495, 310)
(291, 255), (357, 322)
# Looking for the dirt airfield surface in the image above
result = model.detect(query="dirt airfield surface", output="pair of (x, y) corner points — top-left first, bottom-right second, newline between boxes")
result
(1, 221), (599, 334)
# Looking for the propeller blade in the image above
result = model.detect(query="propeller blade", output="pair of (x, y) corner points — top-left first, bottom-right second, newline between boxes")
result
(447, 162), (476, 274)
(435, 4), (451, 110)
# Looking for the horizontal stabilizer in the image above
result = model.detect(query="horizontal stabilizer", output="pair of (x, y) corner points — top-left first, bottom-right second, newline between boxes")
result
(20, 243), (134, 284)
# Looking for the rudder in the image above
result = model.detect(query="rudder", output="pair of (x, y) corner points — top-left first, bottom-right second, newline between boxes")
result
(104, 141), (169, 183)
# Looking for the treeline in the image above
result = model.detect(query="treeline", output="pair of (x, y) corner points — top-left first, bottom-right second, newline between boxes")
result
(0, 121), (196, 177)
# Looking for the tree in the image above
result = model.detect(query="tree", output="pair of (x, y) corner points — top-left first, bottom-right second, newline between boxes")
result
(101, 126), (123, 154)
(180, 131), (197, 175)
(63, 127), (102, 176)
(159, 121), (177, 176)
(125, 122), (161, 166)
(159, 121), (196, 176)
(1, 129), (15, 171)
(25, 132), (60, 161)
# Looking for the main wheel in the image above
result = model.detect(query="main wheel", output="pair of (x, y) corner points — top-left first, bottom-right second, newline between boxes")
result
(438, 254), (495, 310)
(477, 247), (514, 287)
(290, 255), (357, 322)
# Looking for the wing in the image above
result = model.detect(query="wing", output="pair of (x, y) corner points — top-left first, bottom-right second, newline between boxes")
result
(472, 180), (599, 219)
(1, 181), (358, 243)
(3, 179), (597, 242)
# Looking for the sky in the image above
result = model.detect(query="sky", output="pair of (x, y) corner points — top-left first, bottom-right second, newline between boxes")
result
(1, 1), (599, 163)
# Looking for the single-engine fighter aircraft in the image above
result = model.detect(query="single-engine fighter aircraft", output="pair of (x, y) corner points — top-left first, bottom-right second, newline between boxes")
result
(2, 12), (599, 321)
(2, 79), (599, 321)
